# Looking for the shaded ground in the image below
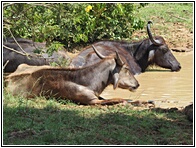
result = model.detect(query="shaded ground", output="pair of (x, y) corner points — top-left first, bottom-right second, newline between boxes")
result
(3, 99), (193, 145)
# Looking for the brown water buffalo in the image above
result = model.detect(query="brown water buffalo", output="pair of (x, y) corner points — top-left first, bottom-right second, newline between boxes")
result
(70, 21), (181, 75)
(5, 45), (139, 105)
(3, 38), (70, 73)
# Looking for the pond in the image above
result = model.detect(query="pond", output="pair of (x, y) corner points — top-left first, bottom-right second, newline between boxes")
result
(101, 51), (194, 108)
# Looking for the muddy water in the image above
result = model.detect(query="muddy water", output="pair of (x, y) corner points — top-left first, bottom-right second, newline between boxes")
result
(101, 51), (194, 109)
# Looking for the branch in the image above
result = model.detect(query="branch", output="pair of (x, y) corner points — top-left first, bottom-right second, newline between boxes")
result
(3, 60), (9, 69)
(3, 20), (13, 25)
(3, 45), (27, 56)
(3, 3), (15, 8)
(7, 28), (29, 55)
(29, 3), (53, 8)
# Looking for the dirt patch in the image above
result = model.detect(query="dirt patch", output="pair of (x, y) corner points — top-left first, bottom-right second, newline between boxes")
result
(170, 23), (193, 50)
(8, 129), (37, 139)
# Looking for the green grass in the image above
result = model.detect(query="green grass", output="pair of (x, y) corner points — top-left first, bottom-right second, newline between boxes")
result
(135, 3), (193, 31)
(132, 3), (193, 44)
(3, 91), (193, 145)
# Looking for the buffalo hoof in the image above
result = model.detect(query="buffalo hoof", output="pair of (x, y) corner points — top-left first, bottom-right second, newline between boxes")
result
(127, 100), (155, 108)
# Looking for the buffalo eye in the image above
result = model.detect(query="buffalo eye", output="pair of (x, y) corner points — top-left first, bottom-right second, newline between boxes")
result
(160, 46), (169, 54)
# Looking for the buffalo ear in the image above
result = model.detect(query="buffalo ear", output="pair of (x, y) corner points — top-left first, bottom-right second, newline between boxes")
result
(113, 73), (119, 90)
(115, 51), (124, 66)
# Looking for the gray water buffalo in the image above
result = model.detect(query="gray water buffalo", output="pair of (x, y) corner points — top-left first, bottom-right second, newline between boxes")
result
(3, 38), (70, 73)
(5, 45), (139, 105)
(70, 21), (181, 75)
(3, 43), (47, 73)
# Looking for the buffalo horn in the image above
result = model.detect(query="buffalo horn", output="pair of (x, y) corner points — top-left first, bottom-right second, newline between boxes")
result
(147, 21), (162, 46)
(115, 50), (124, 66)
(92, 45), (106, 59)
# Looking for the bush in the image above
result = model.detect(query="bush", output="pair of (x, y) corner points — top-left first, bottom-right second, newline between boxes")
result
(3, 3), (146, 52)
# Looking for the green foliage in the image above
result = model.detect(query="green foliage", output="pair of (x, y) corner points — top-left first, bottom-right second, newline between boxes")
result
(3, 3), (146, 51)
(46, 41), (64, 56)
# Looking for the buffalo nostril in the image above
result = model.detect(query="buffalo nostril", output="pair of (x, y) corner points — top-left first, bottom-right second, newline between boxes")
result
(133, 84), (140, 89)
(172, 65), (181, 71)
(137, 83), (140, 88)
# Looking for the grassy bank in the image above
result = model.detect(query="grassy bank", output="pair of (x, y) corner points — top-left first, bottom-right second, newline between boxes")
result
(3, 3), (194, 145)
(134, 3), (193, 31)
(3, 91), (193, 145)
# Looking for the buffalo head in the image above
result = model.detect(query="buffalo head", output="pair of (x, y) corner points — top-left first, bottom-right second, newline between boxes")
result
(92, 45), (139, 91)
(147, 21), (181, 71)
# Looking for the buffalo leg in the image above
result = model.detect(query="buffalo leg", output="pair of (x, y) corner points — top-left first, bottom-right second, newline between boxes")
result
(67, 85), (127, 105)
(88, 98), (127, 105)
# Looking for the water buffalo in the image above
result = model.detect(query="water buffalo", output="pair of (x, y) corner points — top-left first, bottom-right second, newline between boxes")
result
(3, 43), (47, 73)
(5, 45), (139, 105)
(3, 38), (70, 73)
(70, 21), (181, 75)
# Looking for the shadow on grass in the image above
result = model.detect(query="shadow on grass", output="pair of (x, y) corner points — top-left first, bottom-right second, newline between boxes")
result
(3, 103), (193, 146)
